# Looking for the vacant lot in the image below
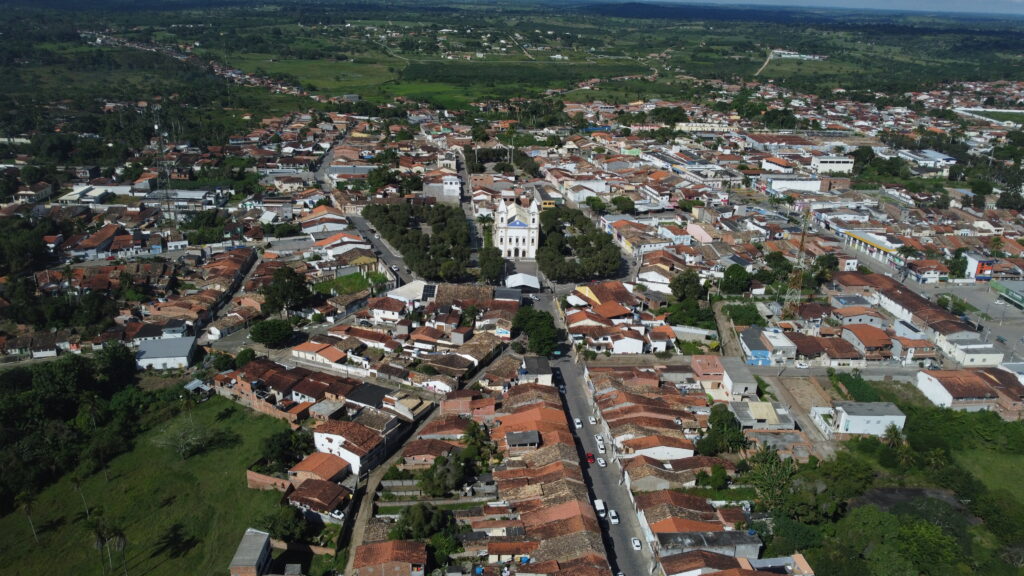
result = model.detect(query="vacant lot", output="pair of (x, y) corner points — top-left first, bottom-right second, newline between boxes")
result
(954, 449), (1024, 503)
(0, 397), (288, 576)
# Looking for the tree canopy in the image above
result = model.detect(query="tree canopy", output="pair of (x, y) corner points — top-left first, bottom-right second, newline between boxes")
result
(249, 319), (293, 347)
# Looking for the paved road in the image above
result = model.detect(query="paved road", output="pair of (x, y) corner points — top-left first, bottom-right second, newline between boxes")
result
(554, 355), (654, 576)
(348, 214), (417, 285)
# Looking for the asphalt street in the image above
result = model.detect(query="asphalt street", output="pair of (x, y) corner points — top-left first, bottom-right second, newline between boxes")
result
(554, 355), (655, 576)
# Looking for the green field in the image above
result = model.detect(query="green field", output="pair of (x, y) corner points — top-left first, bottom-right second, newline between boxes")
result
(973, 111), (1024, 124)
(954, 449), (1024, 503)
(0, 397), (291, 576)
(223, 51), (401, 94)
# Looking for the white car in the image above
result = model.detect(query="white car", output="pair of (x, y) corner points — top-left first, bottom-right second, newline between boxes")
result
(390, 265), (400, 272)
(374, 233), (380, 239)
(597, 457), (607, 467)
(574, 418), (583, 429)
(594, 433), (603, 443)
(609, 509), (619, 524)
(631, 538), (642, 551)
(597, 444), (606, 454)
(588, 416), (597, 425)
(795, 361), (810, 369)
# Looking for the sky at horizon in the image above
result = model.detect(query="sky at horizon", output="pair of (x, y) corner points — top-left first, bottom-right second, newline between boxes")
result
(661, 0), (1024, 16)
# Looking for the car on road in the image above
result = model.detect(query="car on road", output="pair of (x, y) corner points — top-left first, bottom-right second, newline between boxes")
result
(795, 361), (810, 369)
(597, 457), (607, 467)
(374, 233), (380, 239)
(997, 336), (1008, 344)
(609, 510), (619, 525)
(588, 416), (597, 425)
(585, 452), (595, 463)
(574, 418), (583, 429)
(597, 444), (606, 454)
(390, 265), (400, 272)
(631, 538), (642, 551)
(594, 434), (603, 443)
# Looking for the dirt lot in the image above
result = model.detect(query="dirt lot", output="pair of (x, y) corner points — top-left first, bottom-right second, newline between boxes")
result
(781, 375), (834, 409)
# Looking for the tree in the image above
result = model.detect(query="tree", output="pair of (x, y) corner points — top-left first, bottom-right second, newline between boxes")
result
(584, 196), (607, 214)
(235, 348), (256, 368)
(108, 527), (128, 576)
(70, 473), (90, 519)
(696, 404), (747, 456)
(670, 268), (706, 301)
(263, 506), (312, 542)
(17, 491), (38, 543)
(478, 246), (506, 285)
(883, 423), (904, 449)
(721, 264), (752, 294)
(748, 446), (797, 511)
(513, 308), (560, 356)
(249, 319), (294, 348)
(261, 267), (311, 315)
(611, 195), (636, 214)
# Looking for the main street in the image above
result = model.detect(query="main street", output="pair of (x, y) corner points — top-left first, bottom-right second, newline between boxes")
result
(554, 354), (654, 576)
(348, 214), (417, 285)
(532, 290), (652, 575)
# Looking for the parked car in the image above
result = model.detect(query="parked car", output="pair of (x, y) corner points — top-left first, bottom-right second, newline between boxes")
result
(795, 361), (810, 369)
(585, 452), (596, 464)
(609, 510), (619, 525)
(574, 418), (583, 429)
(597, 457), (607, 467)
(597, 444), (606, 454)
(588, 416), (597, 425)
(631, 538), (642, 551)
(594, 434), (603, 443)
(390, 265), (400, 272)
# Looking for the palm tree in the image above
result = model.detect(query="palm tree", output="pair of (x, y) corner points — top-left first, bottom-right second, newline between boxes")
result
(91, 524), (108, 575)
(71, 473), (91, 519)
(109, 527), (128, 576)
(16, 491), (38, 543)
(882, 423), (904, 449)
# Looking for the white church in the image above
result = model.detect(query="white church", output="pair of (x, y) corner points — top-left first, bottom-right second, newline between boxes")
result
(493, 199), (540, 260)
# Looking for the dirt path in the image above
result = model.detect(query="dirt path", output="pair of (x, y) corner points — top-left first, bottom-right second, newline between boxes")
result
(754, 49), (773, 76)
(342, 409), (439, 574)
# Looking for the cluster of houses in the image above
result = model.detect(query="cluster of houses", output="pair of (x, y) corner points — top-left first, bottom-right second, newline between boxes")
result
(564, 280), (702, 355)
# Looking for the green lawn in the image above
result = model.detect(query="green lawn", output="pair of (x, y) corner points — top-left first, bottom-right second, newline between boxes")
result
(0, 397), (289, 576)
(954, 450), (1024, 503)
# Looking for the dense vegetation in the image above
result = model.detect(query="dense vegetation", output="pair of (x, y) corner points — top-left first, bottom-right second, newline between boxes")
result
(362, 203), (471, 281)
(0, 346), (146, 514)
(388, 503), (463, 566)
(749, 375), (1024, 575)
(537, 207), (621, 283)
(512, 307), (560, 357)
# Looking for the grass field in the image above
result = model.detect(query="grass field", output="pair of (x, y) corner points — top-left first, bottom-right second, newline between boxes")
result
(0, 397), (290, 576)
(973, 111), (1024, 124)
(953, 449), (1024, 503)
(223, 52), (401, 93)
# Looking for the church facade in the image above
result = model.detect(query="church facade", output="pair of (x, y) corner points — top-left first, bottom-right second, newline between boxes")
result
(493, 199), (540, 260)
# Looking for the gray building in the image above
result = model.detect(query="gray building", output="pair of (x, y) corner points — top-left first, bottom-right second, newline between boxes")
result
(657, 530), (762, 558)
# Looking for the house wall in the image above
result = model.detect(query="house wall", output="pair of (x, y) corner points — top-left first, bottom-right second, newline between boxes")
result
(314, 433), (365, 475)
(836, 411), (906, 437)
(915, 372), (959, 409)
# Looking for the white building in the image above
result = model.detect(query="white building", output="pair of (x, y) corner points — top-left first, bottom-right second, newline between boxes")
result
(493, 199), (540, 260)
(811, 402), (905, 439)
(811, 155), (855, 174)
(136, 336), (196, 370)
